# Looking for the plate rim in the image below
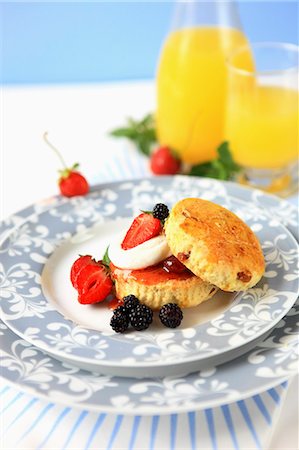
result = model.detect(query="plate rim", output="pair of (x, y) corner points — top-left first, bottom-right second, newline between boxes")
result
(0, 372), (291, 415)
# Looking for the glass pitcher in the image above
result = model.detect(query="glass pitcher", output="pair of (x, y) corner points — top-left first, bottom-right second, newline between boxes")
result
(156, 0), (251, 165)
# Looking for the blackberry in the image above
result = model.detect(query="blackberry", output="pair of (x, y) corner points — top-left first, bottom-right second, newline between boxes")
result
(114, 305), (128, 316)
(159, 303), (183, 328)
(110, 308), (129, 333)
(152, 203), (169, 221)
(130, 304), (153, 331)
(123, 294), (140, 313)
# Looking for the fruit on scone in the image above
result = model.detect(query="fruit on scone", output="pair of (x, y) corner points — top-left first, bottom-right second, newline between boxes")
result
(150, 146), (181, 175)
(109, 203), (218, 311)
(70, 197), (265, 333)
(121, 213), (162, 250)
(43, 131), (89, 197)
(109, 232), (171, 271)
(159, 303), (183, 328)
(152, 203), (169, 221)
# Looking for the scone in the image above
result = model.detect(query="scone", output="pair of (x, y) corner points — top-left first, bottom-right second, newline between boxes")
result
(164, 198), (265, 292)
(110, 262), (217, 310)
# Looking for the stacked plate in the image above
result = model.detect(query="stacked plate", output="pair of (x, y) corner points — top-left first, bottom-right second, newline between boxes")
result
(0, 176), (298, 415)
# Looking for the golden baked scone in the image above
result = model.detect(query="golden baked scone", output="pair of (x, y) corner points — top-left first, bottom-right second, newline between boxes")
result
(110, 264), (218, 310)
(164, 198), (265, 292)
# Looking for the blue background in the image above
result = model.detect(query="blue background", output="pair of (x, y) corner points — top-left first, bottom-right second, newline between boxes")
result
(1, 1), (298, 85)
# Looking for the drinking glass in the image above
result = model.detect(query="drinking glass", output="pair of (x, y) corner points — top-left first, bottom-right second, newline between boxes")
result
(226, 42), (298, 196)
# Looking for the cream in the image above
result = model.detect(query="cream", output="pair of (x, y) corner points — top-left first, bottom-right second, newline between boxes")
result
(109, 232), (172, 270)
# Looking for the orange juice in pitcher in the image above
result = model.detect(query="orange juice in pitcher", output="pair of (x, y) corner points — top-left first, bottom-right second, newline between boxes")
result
(156, 1), (251, 165)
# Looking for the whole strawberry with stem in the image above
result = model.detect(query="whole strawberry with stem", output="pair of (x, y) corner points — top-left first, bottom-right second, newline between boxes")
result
(43, 132), (89, 197)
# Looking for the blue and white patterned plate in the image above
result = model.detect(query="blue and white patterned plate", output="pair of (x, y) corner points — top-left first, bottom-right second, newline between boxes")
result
(0, 176), (298, 413)
(0, 177), (298, 378)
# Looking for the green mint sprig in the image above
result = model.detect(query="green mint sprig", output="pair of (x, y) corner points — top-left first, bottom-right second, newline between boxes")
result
(110, 114), (157, 157)
(188, 142), (240, 180)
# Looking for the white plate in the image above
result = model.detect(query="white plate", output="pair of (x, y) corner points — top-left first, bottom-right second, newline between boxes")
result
(0, 177), (298, 378)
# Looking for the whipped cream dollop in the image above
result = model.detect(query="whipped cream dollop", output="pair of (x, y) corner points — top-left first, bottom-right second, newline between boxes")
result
(109, 232), (172, 270)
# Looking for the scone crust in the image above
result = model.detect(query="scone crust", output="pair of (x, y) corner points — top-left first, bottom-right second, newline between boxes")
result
(112, 271), (217, 310)
(164, 198), (265, 291)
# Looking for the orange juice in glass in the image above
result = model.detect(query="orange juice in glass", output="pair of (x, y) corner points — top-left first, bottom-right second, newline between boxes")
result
(156, 1), (251, 165)
(226, 42), (299, 195)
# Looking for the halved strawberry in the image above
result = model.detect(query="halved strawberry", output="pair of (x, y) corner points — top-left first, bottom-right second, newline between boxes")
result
(121, 213), (162, 250)
(70, 255), (97, 289)
(76, 264), (113, 304)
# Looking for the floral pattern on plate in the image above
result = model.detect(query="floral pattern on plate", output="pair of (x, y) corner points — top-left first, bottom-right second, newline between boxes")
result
(0, 176), (298, 413)
(0, 177), (298, 377)
(0, 300), (298, 414)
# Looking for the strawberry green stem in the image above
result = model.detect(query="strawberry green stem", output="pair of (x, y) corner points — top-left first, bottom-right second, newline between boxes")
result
(43, 132), (68, 169)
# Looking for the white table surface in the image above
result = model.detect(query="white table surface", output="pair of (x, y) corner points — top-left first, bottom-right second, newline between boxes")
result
(1, 81), (298, 449)
(1, 81), (155, 220)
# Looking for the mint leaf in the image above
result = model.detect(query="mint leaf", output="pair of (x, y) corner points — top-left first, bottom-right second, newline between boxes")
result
(102, 246), (111, 268)
(189, 142), (240, 180)
(218, 141), (240, 173)
(189, 161), (214, 177)
(110, 114), (157, 157)
(110, 128), (138, 139)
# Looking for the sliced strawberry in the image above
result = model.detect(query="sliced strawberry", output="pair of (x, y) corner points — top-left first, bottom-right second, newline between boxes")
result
(76, 264), (113, 304)
(121, 213), (162, 250)
(70, 255), (97, 289)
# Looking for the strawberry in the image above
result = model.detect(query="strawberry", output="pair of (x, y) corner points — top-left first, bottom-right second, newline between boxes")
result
(43, 132), (89, 197)
(121, 213), (162, 250)
(150, 146), (181, 175)
(70, 255), (96, 289)
(76, 264), (113, 304)
(59, 164), (89, 197)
